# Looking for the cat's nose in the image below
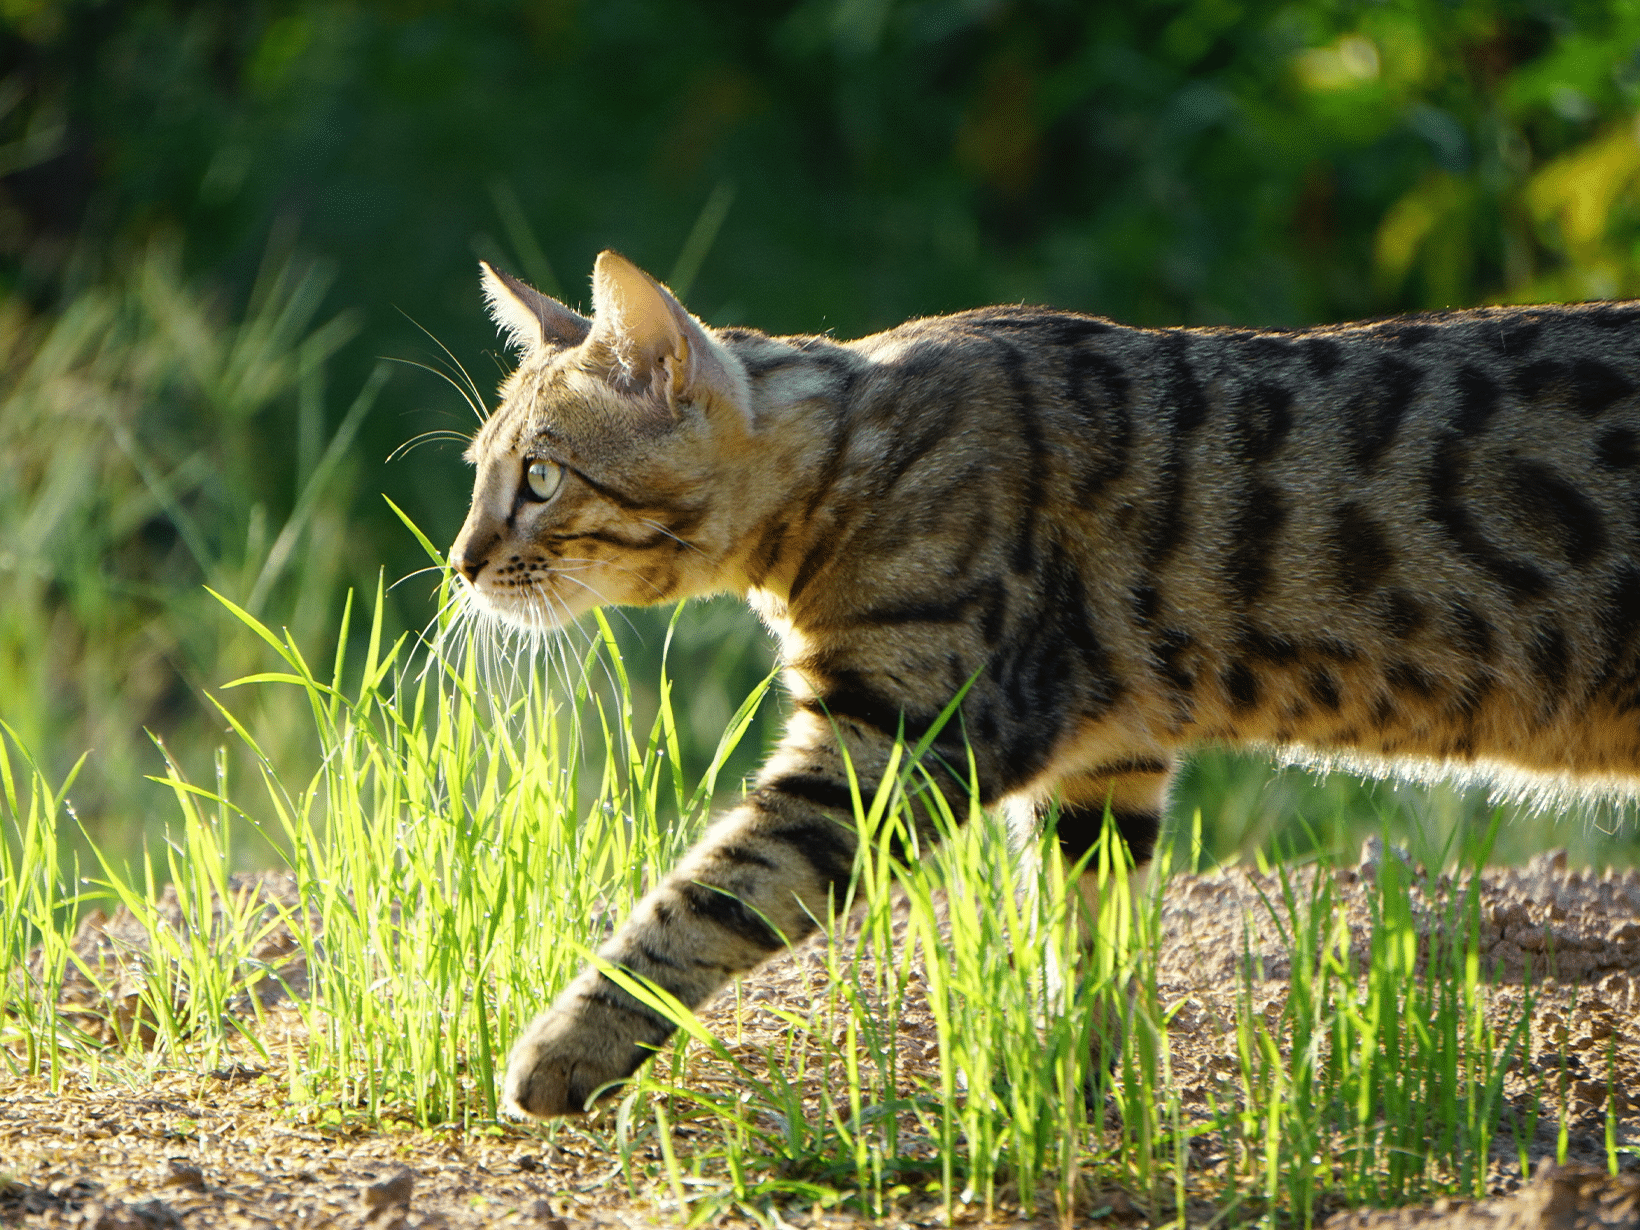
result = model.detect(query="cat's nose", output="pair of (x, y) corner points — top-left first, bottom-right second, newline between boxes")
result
(451, 514), (501, 585)
(450, 531), (495, 583)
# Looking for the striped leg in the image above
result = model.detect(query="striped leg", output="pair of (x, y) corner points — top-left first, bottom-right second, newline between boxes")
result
(503, 715), (915, 1117)
(1049, 757), (1173, 1071)
(1052, 756), (1172, 909)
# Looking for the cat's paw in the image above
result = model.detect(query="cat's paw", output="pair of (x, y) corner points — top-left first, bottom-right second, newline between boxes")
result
(501, 967), (675, 1119)
(501, 1005), (648, 1117)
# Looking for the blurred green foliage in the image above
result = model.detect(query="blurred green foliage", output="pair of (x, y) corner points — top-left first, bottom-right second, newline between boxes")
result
(2, 0), (1639, 865)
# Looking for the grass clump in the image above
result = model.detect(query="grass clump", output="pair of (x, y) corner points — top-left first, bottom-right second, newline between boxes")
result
(1213, 819), (1535, 1226)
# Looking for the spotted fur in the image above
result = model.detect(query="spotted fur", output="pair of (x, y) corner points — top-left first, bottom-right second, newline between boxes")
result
(451, 252), (1640, 1117)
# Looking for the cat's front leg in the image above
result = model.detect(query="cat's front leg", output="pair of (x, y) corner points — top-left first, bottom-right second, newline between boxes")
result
(503, 770), (864, 1116)
(502, 959), (679, 1118)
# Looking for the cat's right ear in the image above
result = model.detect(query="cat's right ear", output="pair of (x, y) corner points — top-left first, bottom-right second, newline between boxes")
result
(480, 261), (591, 357)
(582, 250), (750, 428)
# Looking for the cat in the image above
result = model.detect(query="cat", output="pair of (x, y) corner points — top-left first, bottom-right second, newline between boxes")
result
(449, 250), (1640, 1118)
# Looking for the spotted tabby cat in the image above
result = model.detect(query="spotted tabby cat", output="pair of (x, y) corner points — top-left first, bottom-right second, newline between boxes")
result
(450, 251), (1640, 1117)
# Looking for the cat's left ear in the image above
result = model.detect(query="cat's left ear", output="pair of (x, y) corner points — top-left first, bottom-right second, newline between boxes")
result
(584, 250), (748, 424)
(480, 261), (591, 357)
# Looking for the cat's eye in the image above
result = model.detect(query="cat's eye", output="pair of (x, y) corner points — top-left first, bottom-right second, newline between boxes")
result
(524, 459), (564, 502)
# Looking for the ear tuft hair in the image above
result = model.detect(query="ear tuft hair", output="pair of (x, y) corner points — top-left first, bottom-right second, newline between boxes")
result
(480, 262), (591, 357)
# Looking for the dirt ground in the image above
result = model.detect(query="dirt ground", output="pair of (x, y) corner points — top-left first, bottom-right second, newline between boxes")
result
(4, 846), (1639, 1229)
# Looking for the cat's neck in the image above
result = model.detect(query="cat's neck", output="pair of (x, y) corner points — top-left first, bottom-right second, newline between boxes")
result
(712, 329), (869, 609)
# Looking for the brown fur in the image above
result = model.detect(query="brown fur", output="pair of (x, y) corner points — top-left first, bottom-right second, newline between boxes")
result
(450, 252), (1640, 1116)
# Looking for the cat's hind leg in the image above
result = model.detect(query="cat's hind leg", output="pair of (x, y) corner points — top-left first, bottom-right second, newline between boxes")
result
(1048, 758), (1174, 1075)
(1051, 759), (1171, 932)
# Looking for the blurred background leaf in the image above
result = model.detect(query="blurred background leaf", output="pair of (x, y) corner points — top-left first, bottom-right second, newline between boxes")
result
(1, 0), (1638, 870)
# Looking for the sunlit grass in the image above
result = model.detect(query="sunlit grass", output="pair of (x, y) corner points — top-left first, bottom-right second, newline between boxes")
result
(4, 563), (1609, 1226)
(0, 236), (380, 875)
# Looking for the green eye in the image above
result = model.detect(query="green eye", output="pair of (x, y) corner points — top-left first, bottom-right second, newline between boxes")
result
(524, 459), (563, 502)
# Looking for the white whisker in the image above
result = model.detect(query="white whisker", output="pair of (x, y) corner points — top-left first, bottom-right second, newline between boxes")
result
(394, 310), (491, 423)
(390, 563), (454, 592)
(638, 518), (711, 561)
(385, 354), (487, 425)
(387, 429), (475, 463)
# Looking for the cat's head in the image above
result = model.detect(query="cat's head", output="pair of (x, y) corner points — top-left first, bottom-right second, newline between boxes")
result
(451, 251), (753, 631)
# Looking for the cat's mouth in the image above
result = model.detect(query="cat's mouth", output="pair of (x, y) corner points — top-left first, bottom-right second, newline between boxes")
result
(459, 574), (599, 633)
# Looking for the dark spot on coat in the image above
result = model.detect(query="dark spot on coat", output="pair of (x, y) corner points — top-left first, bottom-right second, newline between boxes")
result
(1305, 666), (1342, 711)
(1505, 458), (1607, 566)
(1597, 427), (1639, 469)
(1301, 337), (1343, 379)
(1452, 366), (1500, 435)
(1348, 357), (1422, 470)
(1331, 502), (1396, 596)
(1381, 590), (1425, 639)
(1572, 359), (1634, 417)
(1224, 662), (1260, 710)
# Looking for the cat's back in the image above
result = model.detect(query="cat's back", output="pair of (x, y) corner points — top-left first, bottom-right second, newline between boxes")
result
(830, 300), (1640, 588)
(781, 299), (1640, 793)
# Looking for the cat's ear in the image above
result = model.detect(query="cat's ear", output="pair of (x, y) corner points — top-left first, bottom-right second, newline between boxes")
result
(480, 261), (591, 357)
(583, 250), (747, 422)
